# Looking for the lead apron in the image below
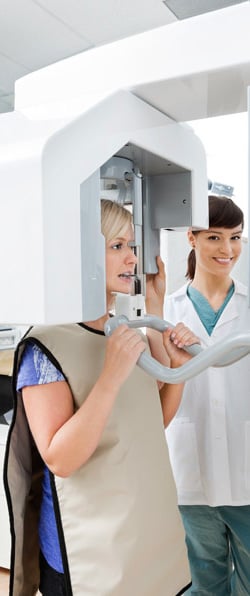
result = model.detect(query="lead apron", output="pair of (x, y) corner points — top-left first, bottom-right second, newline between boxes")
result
(5, 324), (190, 596)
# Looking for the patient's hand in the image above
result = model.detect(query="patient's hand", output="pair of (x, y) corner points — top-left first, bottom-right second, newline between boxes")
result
(163, 323), (200, 368)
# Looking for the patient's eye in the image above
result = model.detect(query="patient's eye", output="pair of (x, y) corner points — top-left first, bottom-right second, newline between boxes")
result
(111, 242), (123, 250)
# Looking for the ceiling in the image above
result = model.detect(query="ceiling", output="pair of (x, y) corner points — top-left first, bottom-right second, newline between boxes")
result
(0, 0), (176, 114)
(0, 0), (246, 115)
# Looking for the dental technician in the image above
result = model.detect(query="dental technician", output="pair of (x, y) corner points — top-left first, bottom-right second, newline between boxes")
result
(165, 195), (250, 595)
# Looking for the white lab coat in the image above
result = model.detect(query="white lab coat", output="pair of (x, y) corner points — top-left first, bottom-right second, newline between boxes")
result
(165, 279), (250, 506)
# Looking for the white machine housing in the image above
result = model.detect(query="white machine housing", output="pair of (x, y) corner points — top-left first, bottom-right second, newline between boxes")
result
(0, 94), (207, 324)
(1, 1), (250, 324)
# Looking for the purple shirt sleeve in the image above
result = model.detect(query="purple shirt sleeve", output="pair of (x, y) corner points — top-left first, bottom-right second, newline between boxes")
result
(17, 343), (65, 390)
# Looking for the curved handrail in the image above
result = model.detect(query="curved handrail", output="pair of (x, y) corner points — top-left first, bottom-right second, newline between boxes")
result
(104, 315), (250, 383)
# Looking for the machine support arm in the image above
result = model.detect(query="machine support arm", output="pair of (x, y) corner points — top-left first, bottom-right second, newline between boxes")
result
(104, 315), (250, 383)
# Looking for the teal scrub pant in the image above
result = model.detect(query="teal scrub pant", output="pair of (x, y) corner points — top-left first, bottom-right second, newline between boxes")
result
(179, 505), (250, 596)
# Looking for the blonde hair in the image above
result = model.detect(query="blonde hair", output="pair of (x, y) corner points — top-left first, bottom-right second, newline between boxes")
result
(101, 199), (132, 242)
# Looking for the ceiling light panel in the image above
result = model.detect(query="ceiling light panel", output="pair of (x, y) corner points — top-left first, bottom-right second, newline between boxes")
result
(162, 0), (246, 20)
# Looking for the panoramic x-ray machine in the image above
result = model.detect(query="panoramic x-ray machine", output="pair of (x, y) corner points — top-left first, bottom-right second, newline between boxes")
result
(0, 6), (250, 382)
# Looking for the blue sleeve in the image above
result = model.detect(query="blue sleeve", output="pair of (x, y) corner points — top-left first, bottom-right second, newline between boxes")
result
(17, 343), (65, 391)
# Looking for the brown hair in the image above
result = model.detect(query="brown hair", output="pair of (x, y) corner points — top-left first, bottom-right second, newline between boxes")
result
(186, 195), (244, 280)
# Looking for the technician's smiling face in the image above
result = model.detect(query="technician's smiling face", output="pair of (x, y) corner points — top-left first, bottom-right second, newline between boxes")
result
(105, 225), (138, 304)
(189, 225), (243, 278)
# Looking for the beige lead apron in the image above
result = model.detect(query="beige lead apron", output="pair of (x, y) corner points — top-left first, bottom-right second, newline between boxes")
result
(5, 324), (190, 595)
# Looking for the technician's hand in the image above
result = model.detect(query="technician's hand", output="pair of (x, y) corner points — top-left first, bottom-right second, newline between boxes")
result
(102, 325), (146, 390)
(163, 323), (200, 368)
(145, 256), (166, 316)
